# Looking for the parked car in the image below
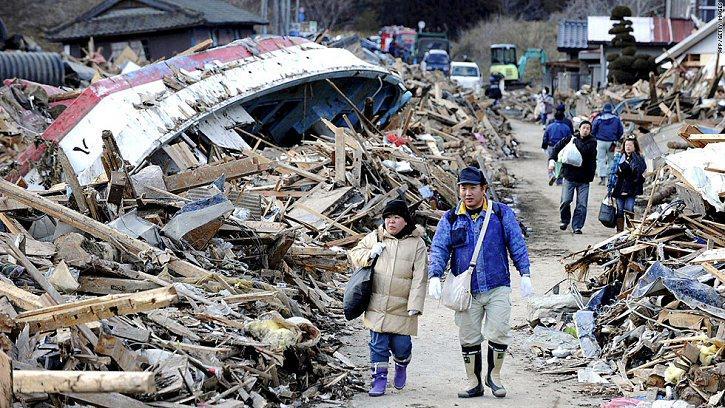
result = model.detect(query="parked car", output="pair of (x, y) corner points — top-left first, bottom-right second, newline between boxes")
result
(420, 49), (450, 73)
(450, 61), (482, 91)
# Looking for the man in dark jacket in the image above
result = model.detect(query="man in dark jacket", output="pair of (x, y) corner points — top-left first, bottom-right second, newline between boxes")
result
(542, 111), (573, 185)
(592, 103), (624, 185)
(547, 104), (574, 132)
(486, 73), (504, 104)
(549, 120), (597, 234)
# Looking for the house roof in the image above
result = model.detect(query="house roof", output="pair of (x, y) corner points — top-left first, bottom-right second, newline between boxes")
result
(557, 20), (588, 50)
(656, 17), (719, 64)
(559, 17), (695, 52)
(47, 0), (267, 42)
(587, 16), (694, 46)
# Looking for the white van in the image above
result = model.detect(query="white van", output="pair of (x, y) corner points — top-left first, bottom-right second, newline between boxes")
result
(450, 62), (482, 91)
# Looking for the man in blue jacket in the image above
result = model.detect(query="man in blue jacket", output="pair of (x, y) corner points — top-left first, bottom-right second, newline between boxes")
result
(542, 110), (573, 185)
(592, 103), (624, 185)
(547, 104), (574, 132)
(428, 166), (532, 399)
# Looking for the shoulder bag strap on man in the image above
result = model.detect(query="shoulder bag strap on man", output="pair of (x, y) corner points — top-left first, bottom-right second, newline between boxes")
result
(468, 198), (494, 269)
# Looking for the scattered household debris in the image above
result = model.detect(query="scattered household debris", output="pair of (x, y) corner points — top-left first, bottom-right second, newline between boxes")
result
(0, 36), (518, 405)
(525, 120), (725, 406)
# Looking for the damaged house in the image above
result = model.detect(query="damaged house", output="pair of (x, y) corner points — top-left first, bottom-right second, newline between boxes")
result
(46, 0), (268, 61)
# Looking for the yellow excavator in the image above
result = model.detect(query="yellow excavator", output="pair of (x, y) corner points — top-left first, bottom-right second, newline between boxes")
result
(489, 44), (548, 85)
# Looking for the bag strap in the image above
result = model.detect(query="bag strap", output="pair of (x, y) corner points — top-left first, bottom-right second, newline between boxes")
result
(369, 231), (381, 268)
(469, 197), (494, 268)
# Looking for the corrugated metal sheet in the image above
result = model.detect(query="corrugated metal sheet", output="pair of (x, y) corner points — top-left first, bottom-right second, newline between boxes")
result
(558, 20), (588, 50)
(0, 51), (64, 86)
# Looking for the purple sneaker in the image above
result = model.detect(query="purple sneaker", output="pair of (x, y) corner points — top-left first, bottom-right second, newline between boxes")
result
(393, 360), (408, 390)
(369, 364), (388, 397)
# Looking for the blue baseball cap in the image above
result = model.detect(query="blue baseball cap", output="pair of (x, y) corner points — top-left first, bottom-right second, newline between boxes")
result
(457, 166), (487, 185)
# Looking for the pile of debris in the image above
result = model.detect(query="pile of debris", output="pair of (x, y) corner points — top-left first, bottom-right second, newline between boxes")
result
(524, 124), (725, 406)
(0, 36), (518, 406)
(503, 61), (725, 130)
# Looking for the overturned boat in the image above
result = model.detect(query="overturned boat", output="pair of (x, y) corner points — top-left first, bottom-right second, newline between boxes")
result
(19, 36), (410, 185)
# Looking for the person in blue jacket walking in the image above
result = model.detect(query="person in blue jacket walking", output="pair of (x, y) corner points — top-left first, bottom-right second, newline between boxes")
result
(427, 166), (533, 399)
(542, 110), (573, 185)
(592, 103), (624, 185)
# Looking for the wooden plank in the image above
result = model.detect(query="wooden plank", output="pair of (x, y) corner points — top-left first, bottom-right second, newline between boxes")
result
(57, 148), (90, 215)
(163, 157), (270, 193)
(95, 333), (145, 372)
(146, 310), (200, 341)
(620, 112), (667, 125)
(79, 276), (160, 295)
(0, 350), (11, 408)
(223, 291), (277, 304)
(62, 393), (152, 408)
(15, 286), (178, 334)
(13, 371), (154, 394)
(694, 249), (725, 264)
(0, 280), (43, 311)
(162, 143), (199, 171)
(176, 38), (213, 57)
(334, 127), (346, 184)
(276, 162), (327, 183)
(687, 134), (725, 144)
(0, 179), (210, 279)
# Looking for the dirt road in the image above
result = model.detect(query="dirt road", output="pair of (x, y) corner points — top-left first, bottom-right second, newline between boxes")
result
(338, 119), (615, 408)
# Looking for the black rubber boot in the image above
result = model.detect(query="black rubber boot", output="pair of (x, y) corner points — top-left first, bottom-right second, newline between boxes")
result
(457, 345), (484, 398)
(486, 342), (508, 398)
(616, 216), (624, 232)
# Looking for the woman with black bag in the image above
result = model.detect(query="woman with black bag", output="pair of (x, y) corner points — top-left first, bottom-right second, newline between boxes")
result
(347, 200), (428, 397)
(608, 136), (647, 232)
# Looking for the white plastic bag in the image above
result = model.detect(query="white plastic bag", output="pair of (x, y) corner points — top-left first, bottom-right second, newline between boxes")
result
(558, 138), (583, 167)
(441, 201), (493, 311)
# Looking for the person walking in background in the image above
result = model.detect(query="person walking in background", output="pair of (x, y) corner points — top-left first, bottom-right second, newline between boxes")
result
(537, 87), (554, 127)
(549, 121), (597, 234)
(592, 103), (624, 185)
(608, 136), (646, 232)
(547, 103), (574, 133)
(542, 110), (573, 185)
(348, 200), (428, 397)
(427, 166), (532, 399)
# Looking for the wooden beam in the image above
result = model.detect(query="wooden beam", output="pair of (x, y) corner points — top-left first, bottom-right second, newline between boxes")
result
(78, 276), (160, 295)
(276, 162), (327, 183)
(163, 157), (270, 193)
(57, 148), (90, 215)
(62, 393), (150, 408)
(176, 38), (213, 57)
(0, 351), (11, 408)
(14, 286), (178, 334)
(0, 280), (43, 311)
(687, 134), (725, 144)
(0, 179), (210, 279)
(334, 127), (346, 184)
(13, 371), (154, 394)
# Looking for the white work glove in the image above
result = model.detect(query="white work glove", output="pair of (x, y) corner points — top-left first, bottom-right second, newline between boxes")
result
(408, 310), (421, 316)
(428, 277), (442, 300)
(548, 159), (556, 171)
(520, 275), (533, 298)
(369, 242), (386, 258)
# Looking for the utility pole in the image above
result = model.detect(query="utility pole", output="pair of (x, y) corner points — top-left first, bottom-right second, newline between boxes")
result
(260, 0), (268, 34)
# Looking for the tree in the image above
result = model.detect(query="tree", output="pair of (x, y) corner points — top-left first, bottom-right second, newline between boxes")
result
(606, 6), (656, 84)
(302, 0), (353, 31)
(554, 0), (665, 19)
